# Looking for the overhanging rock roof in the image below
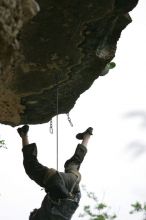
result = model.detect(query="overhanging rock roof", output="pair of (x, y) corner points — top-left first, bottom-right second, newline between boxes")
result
(0, 0), (139, 126)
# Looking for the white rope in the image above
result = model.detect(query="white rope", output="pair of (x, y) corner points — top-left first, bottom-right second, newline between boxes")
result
(56, 86), (59, 171)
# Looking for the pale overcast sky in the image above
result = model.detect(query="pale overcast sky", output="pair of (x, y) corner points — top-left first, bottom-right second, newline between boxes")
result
(0, 1), (146, 220)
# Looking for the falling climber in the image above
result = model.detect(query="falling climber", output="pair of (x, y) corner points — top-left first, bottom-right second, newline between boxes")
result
(17, 125), (93, 220)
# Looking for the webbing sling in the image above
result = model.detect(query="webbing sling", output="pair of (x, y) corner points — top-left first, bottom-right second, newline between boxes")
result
(58, 170), (81, 197)
(67, 170), (81, 196)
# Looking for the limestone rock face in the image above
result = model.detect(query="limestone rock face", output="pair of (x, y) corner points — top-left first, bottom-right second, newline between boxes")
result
(0, 0), (139, 126)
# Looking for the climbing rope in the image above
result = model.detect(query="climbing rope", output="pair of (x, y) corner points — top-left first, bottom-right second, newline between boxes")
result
(56, 85), (59, 171)
(49, 74), (74, 171)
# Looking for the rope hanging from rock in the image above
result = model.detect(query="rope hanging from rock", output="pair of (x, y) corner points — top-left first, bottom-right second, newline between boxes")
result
(56, 84), (59, 170)
(49, 74), (73, 170)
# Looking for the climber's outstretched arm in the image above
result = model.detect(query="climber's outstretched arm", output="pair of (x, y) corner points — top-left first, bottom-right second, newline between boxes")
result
(64, 127), (93, 172)
(17, 125), (55, 188)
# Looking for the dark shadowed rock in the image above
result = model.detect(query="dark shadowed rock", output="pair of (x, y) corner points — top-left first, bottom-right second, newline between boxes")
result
(0, 0), (139, 126)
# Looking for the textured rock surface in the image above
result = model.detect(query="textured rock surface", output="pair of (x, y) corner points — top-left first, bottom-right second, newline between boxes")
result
(0, 0), (139, 126)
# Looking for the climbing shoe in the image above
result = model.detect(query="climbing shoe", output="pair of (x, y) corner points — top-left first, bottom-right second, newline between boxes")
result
(76, 127), (93, 140)
(17, 125), (29, 137)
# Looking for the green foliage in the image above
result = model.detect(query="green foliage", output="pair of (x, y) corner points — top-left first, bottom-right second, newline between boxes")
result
(108, 62), (116, 69)
(130, 202), (142, 213)
(130, 202), (146, 220)
(79, 186), (117, 220)
(80, 187), (146, 220)
(0, 139), (7, 149)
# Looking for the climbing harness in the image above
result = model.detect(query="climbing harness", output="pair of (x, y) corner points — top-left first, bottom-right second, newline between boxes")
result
(49, 170), (81, 206)
(68, 170), (81, 197)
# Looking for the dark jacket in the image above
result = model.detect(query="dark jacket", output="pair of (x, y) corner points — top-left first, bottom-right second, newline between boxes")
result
(29, 191), (81, 220)
(22, 143), (87, 220)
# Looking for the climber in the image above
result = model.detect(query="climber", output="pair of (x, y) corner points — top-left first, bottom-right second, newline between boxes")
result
(17, 125), (93, 220)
